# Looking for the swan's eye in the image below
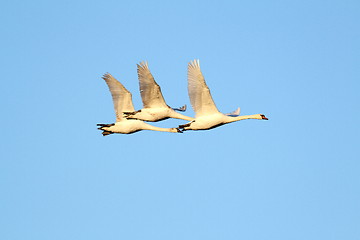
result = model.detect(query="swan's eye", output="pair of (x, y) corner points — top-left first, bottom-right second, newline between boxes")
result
(261, 114), (268, 120)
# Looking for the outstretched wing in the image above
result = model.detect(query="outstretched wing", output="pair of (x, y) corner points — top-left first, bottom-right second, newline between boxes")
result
(225, 107), (240, 117)
(137, 61), (168, 108)
(187, 60), (220, 117)
(102, 73), (135, 121)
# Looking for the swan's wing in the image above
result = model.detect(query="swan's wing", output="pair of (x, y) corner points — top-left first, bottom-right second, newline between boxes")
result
(172, 104), (187, 112)
(102, 73), (135, 121)
(225, 107), (240, 117)
(187, 60), (220, 117)
(137, 61), (168, 108)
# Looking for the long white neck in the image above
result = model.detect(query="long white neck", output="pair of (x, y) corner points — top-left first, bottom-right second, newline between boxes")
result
(169, 111), (194, 121)
(226, 114), (262, 123)
(143, 123), (178, 133)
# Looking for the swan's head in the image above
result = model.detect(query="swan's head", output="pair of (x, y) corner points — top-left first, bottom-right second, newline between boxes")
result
(260, 114), (268, 120)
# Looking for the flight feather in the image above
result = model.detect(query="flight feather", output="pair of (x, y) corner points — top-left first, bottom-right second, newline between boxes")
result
(187, 60), (219, 117)
(102, 73), (135, 121)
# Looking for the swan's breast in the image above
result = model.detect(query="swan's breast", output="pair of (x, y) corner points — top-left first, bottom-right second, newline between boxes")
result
(191, 114), (226, 130)
(110, 120), (144, 133)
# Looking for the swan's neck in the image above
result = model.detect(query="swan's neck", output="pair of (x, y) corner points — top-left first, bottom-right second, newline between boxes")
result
(169, 111), (194, 121)
(226, 114), (262, 123)
(143, 123), (177, 133)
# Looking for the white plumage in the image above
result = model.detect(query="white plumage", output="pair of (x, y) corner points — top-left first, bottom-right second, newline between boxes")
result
(179, 60), (268, 131)
(97, 73), (181, 135)
(123, 62), (194, 122)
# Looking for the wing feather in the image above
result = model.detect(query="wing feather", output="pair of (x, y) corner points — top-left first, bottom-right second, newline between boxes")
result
(187, 60), (219, 117)
(137, 61), (167, 108)
(102, 73), (135, 121)
(225, 107), (240, 117)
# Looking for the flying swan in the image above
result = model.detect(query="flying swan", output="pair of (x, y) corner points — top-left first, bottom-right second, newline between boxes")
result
(97, 73), (181, 135)
(178, 60), (268, 131)
(123, 61), (194, 122)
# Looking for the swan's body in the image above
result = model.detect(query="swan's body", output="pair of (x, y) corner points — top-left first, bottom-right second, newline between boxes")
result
(98, 73), (180, 135)
(126, 107), (188, 122)
(179, 60), (268, 131)
(124, 62), (194, 122)
(98, 120), (179, 135)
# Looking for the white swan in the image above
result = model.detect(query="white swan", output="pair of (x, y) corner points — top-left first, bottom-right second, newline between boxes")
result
(179, 60), (268, 131)
(97, 73), (181, 135)
(123, 61), (194, 122)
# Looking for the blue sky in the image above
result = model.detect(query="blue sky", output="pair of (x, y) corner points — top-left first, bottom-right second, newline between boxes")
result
(1, 0), (359, 239)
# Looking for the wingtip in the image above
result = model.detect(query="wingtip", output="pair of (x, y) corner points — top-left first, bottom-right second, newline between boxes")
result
(102, 72), (112, 80)
(225, 107), (241, 117)
(137, 61), (149, 78)
(188, 59), (200, 69)
(138, 60), (148, 69)
(182, 104), (187, 111)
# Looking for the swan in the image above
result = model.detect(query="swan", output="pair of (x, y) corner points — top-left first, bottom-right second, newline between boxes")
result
(178, 60), (268, 131)
(97, 73), (181, 135)
(123, 61), (194, 122)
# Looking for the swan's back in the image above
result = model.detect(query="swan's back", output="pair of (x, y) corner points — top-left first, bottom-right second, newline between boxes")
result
(187, 60), (220, 117)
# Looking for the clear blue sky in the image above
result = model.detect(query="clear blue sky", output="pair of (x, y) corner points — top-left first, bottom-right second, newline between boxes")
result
(1, 0), (359, 239)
